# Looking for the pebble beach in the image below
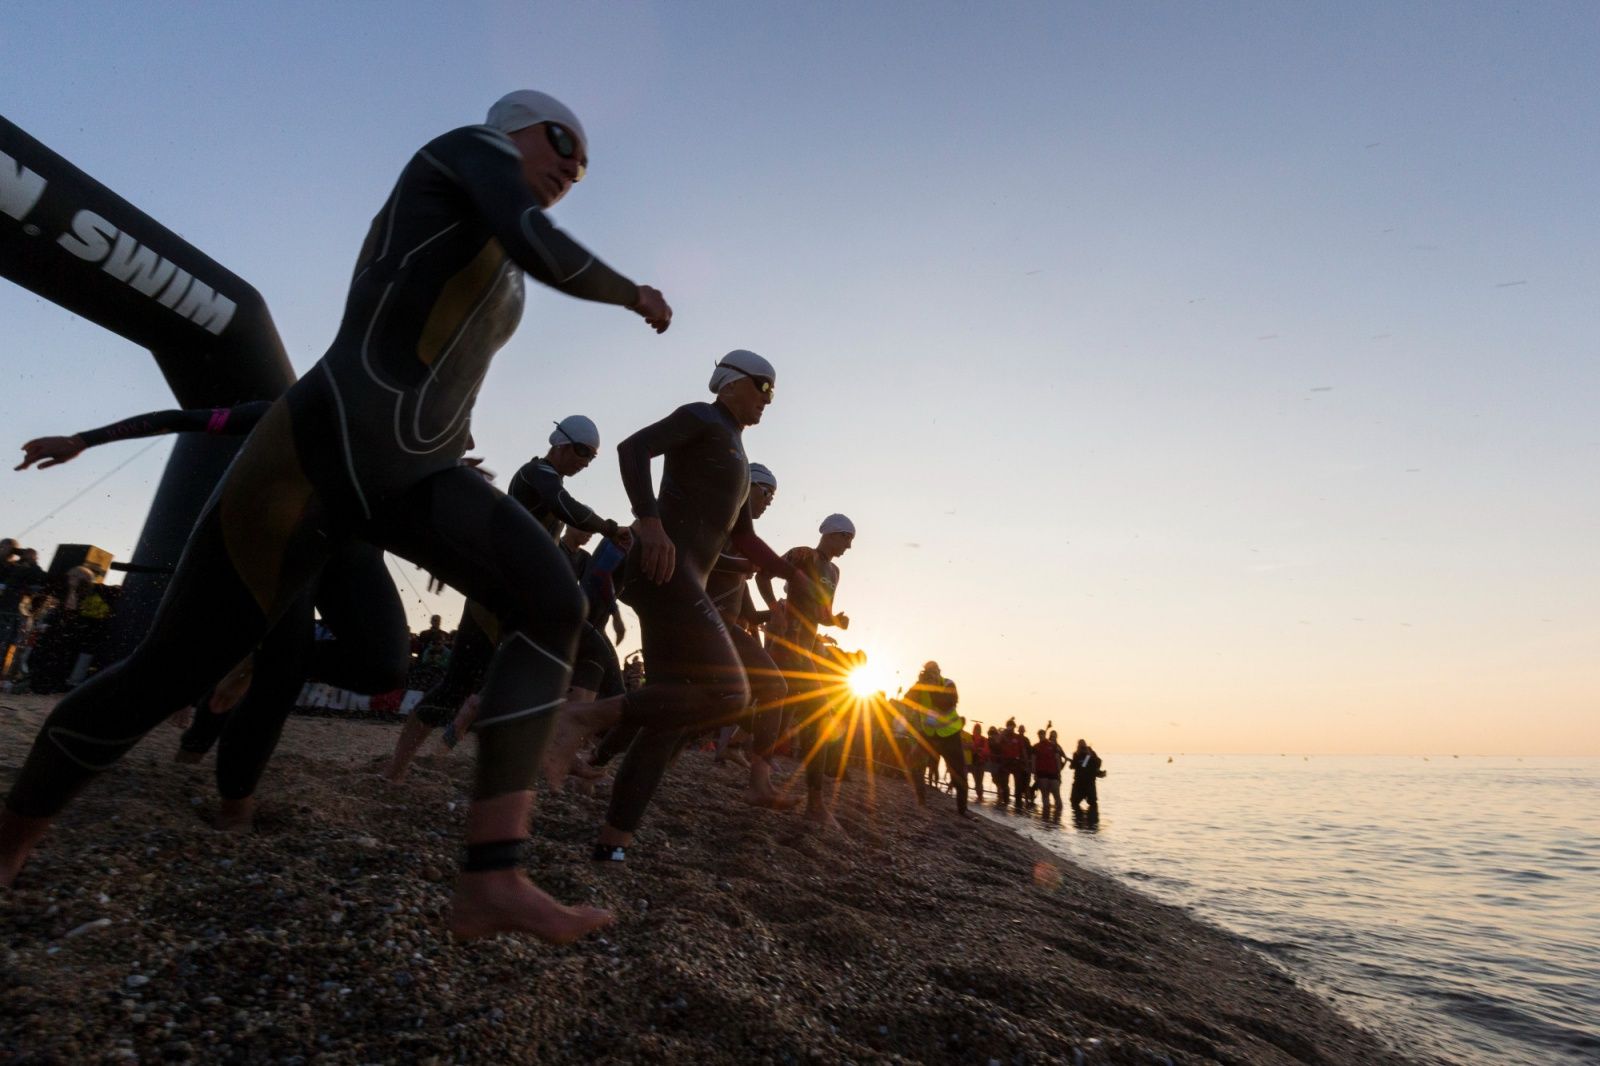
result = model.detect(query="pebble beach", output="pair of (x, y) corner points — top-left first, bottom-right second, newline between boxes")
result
(1, 696), (1421, 1064)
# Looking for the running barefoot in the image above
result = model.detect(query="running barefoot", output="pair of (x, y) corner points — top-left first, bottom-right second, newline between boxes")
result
(0, 811), (51, 888)
(541, 697), (622, 791)
(804, 798), (843, 831)
(449, 868), (613, 943)
(744, 758), (800, 810)
(384, 713), (437, 783)
(216, 796), (256, 834)
(744, 787), (801, 811)
(566, 755), (603, 782)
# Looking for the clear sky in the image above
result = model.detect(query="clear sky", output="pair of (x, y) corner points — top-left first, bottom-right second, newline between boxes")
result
(2, 2), (1595, 755)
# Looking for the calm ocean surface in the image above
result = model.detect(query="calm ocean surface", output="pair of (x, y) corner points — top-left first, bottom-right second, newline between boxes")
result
(975, 755), (1599, 1066)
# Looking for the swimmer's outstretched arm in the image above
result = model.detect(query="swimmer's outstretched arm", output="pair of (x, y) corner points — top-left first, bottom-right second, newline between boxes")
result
(427, 129), (671, 332)
(16, 401), (273, 470)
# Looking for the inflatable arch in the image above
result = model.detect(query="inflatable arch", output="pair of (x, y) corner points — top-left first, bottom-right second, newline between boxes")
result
(0, 115), (297, 659)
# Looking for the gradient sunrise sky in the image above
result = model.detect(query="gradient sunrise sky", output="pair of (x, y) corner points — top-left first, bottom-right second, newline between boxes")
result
(2, 2), (1595, 755)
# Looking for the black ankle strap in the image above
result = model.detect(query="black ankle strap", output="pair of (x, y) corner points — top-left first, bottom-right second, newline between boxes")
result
(462, 838), (525, 872)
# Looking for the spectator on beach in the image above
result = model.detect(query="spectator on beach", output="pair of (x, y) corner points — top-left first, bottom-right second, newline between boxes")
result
(413, 615), (448, 662)
(0, 548), (47, 677)
(1032, 727), (1066, 813)
(25, 567), (112, 693)
(1069, 738), (1104, 815)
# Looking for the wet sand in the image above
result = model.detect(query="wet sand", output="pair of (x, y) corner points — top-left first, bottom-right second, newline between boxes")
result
(1, 695), (1420, 1064)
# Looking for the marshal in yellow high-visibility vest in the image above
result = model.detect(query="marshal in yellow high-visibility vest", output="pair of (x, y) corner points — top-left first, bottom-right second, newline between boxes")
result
(907, 672), (962, 737)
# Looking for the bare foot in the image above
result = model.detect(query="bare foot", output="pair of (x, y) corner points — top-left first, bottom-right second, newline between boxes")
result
(173, 748), (204, 765)
(804, 802), (843, 831)
(216, 797), (256, 834)
(744, 786), (801, 811)
(448, 868), (614, 944)
(0, 811), (52, 888)
(541, 700), (620, 792)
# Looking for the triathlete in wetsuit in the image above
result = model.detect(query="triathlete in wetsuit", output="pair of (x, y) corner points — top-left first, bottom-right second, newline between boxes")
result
(16, 403), (410, 826)
(381, 414), (631, 782)
(543, 350), (802, 861)
(560, 526), (627, 700)
(759, 513), (855, 827)
(703, 462), (792, 805)
(1, 90), (671, 945)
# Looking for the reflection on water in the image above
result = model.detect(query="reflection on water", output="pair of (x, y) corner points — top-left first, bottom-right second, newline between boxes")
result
(975, 756), (1600, 1066)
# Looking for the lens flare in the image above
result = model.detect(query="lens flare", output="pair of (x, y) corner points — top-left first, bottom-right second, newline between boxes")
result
(847, 660), (891, 698)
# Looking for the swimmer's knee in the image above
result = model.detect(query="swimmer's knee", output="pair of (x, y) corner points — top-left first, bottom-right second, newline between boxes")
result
(752, 674), (786, 708)
(711, 675), (752, 713)
(507, 580), (585, 645)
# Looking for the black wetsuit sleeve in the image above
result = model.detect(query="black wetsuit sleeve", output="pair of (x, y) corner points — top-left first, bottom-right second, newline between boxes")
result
(512, 462), (619, 538)
(616, 405), (715, 519)
(729, 503), (798, 583)
(422, 128), (640, 307)
(76, 401), (273, 447)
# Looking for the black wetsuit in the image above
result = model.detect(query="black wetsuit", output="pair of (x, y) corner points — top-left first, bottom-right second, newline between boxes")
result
(767, 547), (843, 792)
(64, 403), (409, 800)
(604, 401), (794, 833)
(411, 454), (624, 725)
(705, 540), (786, 758)
(1070, 748), (1103, 813)
(8, 123), (641, 817)
(562, 542), (625, 698)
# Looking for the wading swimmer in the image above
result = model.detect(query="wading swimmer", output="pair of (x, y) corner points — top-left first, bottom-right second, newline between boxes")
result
(1, 91), (671, 947)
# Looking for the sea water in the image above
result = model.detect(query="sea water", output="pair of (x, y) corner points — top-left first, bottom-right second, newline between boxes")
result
(976, 755), (1599, 1066)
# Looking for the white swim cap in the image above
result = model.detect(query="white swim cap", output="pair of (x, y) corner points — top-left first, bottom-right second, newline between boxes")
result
(819, 513), (855, 536)
(709, 349), (776, 394)
(748, 463), (777, 489)
(486, 90), (587, 152)
(550, 415), (600, 450)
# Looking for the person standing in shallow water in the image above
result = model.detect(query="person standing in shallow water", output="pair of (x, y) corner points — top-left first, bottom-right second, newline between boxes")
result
(1032, 728), (1066, 813)
(0, 90), (671, 948)
(1069, 738), (1104, 815)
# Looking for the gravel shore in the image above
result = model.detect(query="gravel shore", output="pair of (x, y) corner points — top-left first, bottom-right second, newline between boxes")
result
(2, 696), (1417, 1064)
